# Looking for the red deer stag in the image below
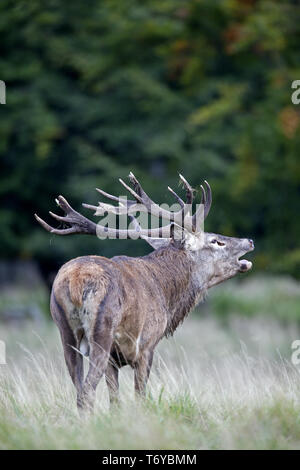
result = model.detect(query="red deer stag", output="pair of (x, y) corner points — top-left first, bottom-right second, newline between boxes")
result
(35, 173), (254, 411)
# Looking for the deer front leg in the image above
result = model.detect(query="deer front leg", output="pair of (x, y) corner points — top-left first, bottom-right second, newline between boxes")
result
(134, 350), (154, 397)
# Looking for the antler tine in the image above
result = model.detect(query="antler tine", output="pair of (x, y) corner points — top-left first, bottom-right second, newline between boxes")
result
(128, 172), (194, 226)
(96, 188), (129, 205)
(94, 182), (162, 218)
(126, 173), (182, 223)
(119, 178), (144, 204)
(167, 186), (185, 209)
(55, 195), (71, 211)
(128, 172), (146, 198)
(128, 172), (162, 207)
(35, 196), (97, 236)
(84, 185), (145, 217)
(83, 203), (110, 216)
(96, 185), (153, 215)
(82, 202), (101, 211)
(97, 175), (150, 209)
(83, 201), (140, 216)
(203, 180), (212, 218)
(35, 213), (58, 233)
(34, 213), (78, 235)
(191, 180), (212, 230)
(95, 187), (145, 214)
(200, 184), (206, 206)
(49, 211), (72, 222)
(128, 172), (169, 216)
(179, 174), (194, 205)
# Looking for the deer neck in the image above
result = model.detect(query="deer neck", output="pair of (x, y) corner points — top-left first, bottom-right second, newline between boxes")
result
(147, 246), (208, 336)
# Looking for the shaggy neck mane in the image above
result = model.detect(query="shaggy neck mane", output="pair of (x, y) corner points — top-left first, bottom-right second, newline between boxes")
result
(144, 245), (206, 337)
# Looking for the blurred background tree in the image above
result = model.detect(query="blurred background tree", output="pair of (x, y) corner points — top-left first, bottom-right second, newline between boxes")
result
(0, 0), (299, 282)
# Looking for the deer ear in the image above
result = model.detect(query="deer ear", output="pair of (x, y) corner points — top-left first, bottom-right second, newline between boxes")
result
(172, 226), (204, 251)
(183, 232), (204, 251)
(143, 238), (170, 250)
(128, 215), (171, 250)
(170, 223), (185, 241)
(170, 223), (200, 251)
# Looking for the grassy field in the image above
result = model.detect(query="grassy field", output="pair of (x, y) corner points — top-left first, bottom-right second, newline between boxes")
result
(1, 276), (300, 450)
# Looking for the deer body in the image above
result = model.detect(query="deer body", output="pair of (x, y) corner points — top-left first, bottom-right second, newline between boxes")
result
(36, 173), (254, 411)
(51, 246), (204, 407)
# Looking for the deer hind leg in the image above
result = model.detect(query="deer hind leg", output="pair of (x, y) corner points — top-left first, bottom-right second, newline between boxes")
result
(50, 294), (83, 395)
(77, 305), (120, 413)
(105, 348), (128, 406)
(134, 349), (154, 397)
(105, 360), (120, 406)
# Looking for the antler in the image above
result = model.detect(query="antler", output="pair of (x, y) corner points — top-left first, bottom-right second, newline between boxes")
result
(192, 180), (212, 231)
(34, 196), (97, 235)
(35, 195), (180, 240)
(35, 173), (212, 240)
(83, 172), (196, 229)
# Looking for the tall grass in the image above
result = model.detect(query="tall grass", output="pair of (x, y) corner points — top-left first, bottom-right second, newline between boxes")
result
(209, 275), (300, 322)
(1, 304), (300, 449)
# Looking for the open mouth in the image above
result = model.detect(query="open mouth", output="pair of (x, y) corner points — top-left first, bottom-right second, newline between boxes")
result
(238, 259), (253, 273)
(237, 242), (254, 273)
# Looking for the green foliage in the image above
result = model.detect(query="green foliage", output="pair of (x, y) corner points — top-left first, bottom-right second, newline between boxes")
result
(0, 285), (49, 321)
(208, 275), (300, 322)
(0, 0), (299, 276)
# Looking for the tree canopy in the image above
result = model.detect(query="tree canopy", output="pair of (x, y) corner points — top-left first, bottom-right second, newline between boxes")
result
(0, 0), (299, 277)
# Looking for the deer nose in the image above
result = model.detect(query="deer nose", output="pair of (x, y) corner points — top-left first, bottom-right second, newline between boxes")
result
(248, 239), (254, 249)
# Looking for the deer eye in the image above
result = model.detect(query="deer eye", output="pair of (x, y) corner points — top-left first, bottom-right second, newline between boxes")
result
(210, 238), (225, 246)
